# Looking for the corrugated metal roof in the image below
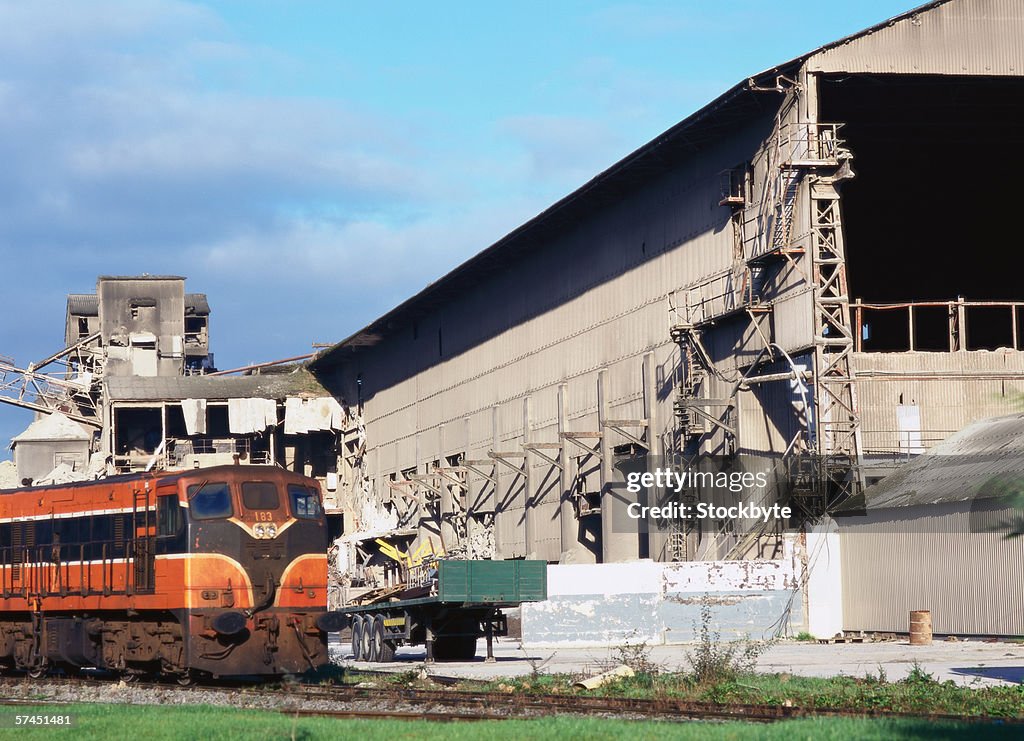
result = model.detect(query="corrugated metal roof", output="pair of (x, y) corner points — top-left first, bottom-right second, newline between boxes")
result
(311, 2), (952, 370)
(66, 293), (209, 316)
(184, 294), (210, 314)
(67, 294), (98, 316)
(105, 369), (328, 402)
(852, 412), (1024, 510)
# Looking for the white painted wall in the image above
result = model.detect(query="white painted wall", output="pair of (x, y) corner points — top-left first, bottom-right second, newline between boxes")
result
(804, 518), (843, 639)
(522, 557), (808, 647)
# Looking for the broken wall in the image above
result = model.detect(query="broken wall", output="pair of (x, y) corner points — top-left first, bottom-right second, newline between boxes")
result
(98, 277), (186, 378)
(520, 552), (805, 647)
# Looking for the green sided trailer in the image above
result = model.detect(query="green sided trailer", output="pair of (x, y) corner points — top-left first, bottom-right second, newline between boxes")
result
(325, 559), (547, 663)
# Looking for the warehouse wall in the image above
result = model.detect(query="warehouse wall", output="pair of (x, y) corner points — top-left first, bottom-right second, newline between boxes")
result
(853, 351), (1024, 454)
(336, 107), (805, 562)
(807, 0), (1024, 77)
(839, 500), (1024, 635)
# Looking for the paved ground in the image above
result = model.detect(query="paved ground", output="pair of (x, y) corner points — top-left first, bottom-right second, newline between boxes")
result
(328, 635), (1024, 687)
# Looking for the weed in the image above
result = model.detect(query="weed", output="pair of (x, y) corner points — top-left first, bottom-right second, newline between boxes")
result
(684, 594), (776, 685)
(390, 668), (421, 686)
(520, 648), (555, 680)
(863, 665), (887, 684)
(905, 661), (936, 685)
(794, 631), (815, 642)
(613, 634), (660, 676)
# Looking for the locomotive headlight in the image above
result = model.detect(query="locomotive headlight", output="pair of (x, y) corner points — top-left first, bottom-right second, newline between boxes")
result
(254, 524), (266, 538)
(266, 524), (277, 538)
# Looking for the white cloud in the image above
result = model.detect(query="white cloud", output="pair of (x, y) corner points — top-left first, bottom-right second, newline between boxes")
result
(0, 0), (627, 372)
(498, 114), (628, 188)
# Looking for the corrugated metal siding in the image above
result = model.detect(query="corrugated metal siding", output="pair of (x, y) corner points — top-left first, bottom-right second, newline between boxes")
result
(839, 501), (1024, 635)
(853, 351), (1024, 453)
(343, 94), (816, 555)
(358, 116), (776, 479)
(772, 289), (815, 355)
(808, 0), (1024, 75)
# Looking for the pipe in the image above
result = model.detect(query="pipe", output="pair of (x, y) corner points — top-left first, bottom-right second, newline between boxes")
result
(208, 353), (316, 376)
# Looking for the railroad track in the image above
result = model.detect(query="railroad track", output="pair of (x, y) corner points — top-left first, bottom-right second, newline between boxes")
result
(1, 673), (1021, 726)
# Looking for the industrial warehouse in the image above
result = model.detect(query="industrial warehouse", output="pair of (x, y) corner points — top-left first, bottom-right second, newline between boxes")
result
(2, 0), (1024, 655)
(307, 0), (1024, 640)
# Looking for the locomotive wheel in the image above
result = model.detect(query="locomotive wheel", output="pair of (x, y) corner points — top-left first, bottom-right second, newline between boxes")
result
(350, 616), (364, 661)
(374, 617), (396, 663)
(27, 663), (48, 680)
(367, 615), (382, 663)
(175, 671), (196, 687)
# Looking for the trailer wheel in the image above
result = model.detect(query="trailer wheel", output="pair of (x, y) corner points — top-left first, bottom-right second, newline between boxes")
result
(359, 615), (373, 662)
(373, 616), (396, 663)
(350, 616), (364, 661)
(367, 614), (382, 662)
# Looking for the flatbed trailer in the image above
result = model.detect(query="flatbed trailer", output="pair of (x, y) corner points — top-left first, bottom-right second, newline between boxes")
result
(327, 559), (546, 662)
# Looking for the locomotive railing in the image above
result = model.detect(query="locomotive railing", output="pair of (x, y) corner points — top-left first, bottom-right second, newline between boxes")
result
(0, 537), (136, 600)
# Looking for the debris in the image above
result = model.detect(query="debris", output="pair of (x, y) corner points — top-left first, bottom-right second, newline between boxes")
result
(35, 462), (87, 486)
(573, 665), (635, 690)
(816, 636), (865, 644)
(0, 460), (18, 489)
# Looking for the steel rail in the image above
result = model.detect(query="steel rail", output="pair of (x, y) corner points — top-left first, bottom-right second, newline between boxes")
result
(0, 674), (1020, 726)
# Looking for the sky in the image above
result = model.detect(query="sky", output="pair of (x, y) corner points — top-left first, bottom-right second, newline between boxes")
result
(0, 0), (919, 455)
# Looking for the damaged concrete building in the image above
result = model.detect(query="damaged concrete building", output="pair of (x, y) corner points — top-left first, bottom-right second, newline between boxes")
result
(2, 276), (350, 529)
(309, 0), (1024, 639)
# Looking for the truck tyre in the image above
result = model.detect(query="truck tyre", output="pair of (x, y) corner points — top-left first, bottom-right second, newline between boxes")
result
(350, 615), (364, 661)
(373, 616), (396, 663)
(367, 614), (381, 662)
(359, 615), (373, 661)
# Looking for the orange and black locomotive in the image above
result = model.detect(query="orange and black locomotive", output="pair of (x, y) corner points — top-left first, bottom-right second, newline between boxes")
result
(0, 465), (332, 681)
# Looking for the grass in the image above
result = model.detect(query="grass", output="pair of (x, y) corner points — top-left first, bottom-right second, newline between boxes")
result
(460, 668), (1024, 718)
(312, 640), (1024, 720)
(0, 703), (1020, 741)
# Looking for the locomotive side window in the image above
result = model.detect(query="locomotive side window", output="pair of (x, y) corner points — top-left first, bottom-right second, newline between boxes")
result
(187, 482), (233, 519)
(288, 484), (322, 519)
(158, 495), (184, 537)
(241, 482), (280, 510)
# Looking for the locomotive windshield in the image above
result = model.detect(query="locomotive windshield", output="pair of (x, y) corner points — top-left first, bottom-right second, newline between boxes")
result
(288, 484), (321, 519)
(188, 481), (233, 519)
(241, 481), (280, 510)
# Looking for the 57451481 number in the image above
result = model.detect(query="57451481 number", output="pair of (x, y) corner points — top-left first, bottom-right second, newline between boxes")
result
(2, 714), (75, 728)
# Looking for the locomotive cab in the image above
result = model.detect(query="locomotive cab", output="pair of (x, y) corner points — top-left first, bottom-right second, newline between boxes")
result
(175, 468), (330, 678)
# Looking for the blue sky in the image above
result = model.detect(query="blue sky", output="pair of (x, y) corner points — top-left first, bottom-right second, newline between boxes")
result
(0, 0), (918, 454)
